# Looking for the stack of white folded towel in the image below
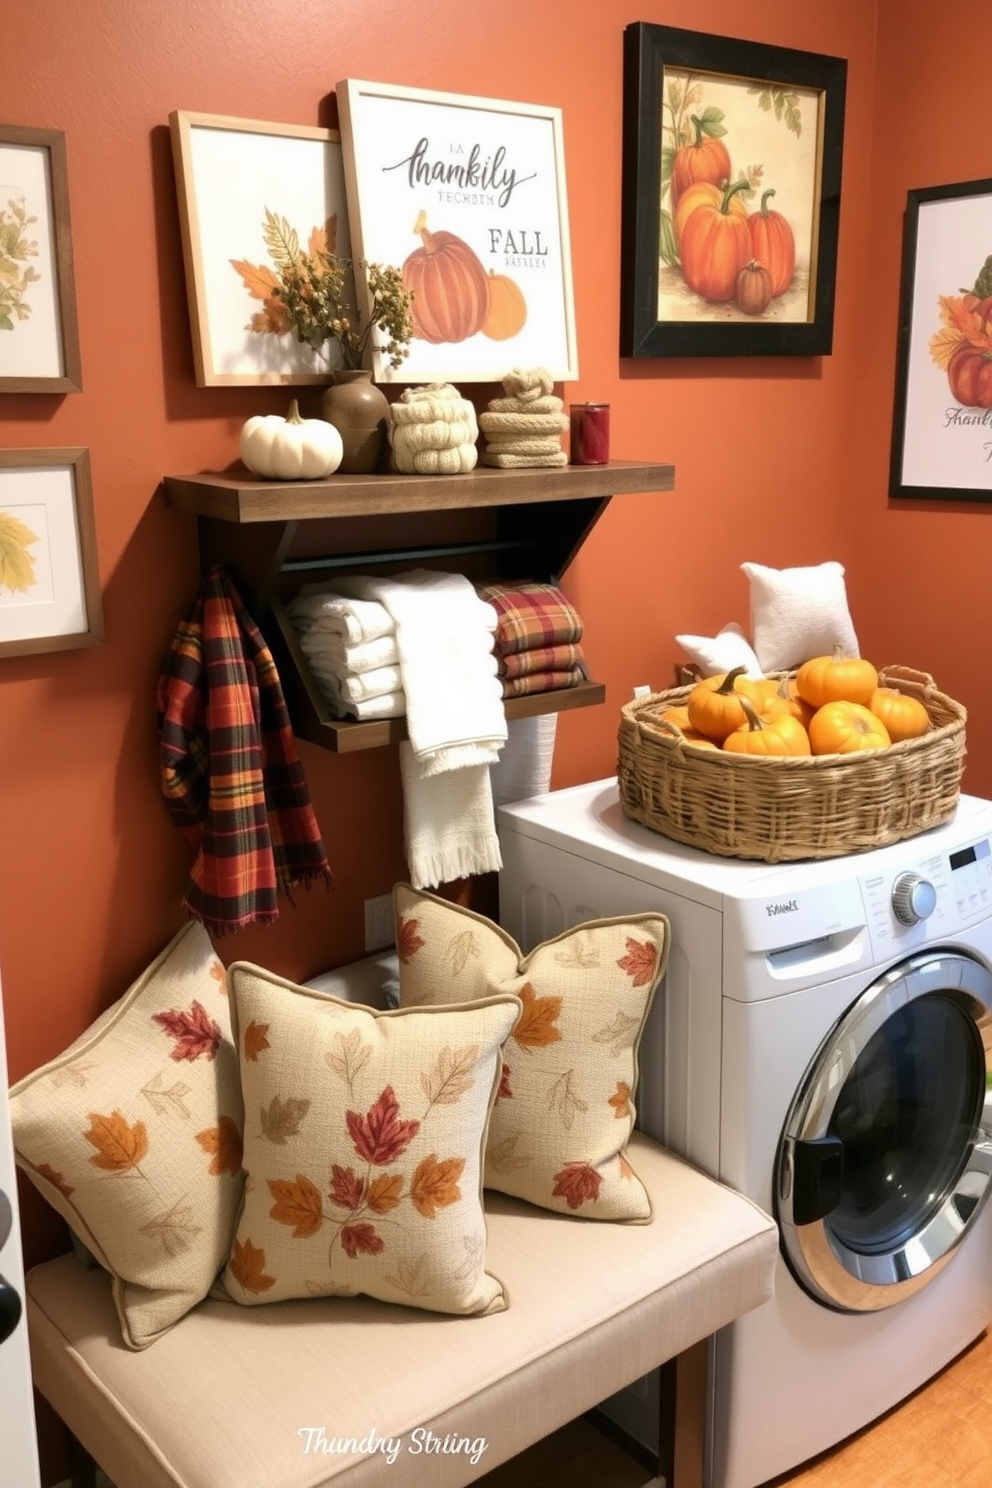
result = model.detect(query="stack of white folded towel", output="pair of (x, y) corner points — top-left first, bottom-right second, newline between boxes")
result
(288, 571), (508, 891)
(288, 593), (405, 721)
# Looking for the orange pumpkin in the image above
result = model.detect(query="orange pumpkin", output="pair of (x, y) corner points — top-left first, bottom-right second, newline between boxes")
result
(671, 115), (732, 207)
(686, 665), (760, 742)
(758, 675), (815, 729)
(660, 704), (693, 730)
(795, 647), (879, 709)
(673, 179), (748, 249)
(735, 259), (773, 316)
(723, 697), (811, 757)
(745, 189), (796, 296)
(808, 701), (891, 756)
(869, 687), (930, 743)
(679, 180), (752, 302)
(481, 271), (527, 340)
(402, 211), (490, 344)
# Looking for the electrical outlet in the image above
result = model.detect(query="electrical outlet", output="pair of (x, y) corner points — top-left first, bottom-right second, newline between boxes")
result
(364, 894), (395, 951)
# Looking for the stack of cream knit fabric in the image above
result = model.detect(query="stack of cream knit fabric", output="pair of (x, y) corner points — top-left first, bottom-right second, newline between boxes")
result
(479, 367), (568, 468)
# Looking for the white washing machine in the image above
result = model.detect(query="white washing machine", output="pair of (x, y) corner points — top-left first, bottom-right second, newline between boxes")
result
(497, 778), (992, 1488)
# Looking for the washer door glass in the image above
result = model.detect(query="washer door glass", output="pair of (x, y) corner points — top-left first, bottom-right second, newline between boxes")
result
(777, 951), (992, 1312)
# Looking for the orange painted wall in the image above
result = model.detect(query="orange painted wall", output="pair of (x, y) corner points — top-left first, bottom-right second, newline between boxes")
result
(0, 0), (893, 1278)
(848, 0), (992, 794)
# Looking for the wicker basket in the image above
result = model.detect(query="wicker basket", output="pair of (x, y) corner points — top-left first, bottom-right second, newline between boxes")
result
(617, 665), (967, 863)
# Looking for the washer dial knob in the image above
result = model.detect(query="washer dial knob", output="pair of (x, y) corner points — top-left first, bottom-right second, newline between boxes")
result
(892, 872), (937, 925)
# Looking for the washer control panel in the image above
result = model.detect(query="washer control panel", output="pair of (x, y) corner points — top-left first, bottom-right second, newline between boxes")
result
(862, 833), (992, 956)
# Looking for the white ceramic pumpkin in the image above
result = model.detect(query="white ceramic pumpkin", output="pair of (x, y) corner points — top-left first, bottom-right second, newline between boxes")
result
(240, 399), (343, 480)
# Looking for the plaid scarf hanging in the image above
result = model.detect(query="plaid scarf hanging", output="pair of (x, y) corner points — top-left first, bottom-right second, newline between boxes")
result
(157, 565), (332, 935)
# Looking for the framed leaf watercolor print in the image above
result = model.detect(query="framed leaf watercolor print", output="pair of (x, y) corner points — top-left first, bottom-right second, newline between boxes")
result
(0, 449), (103, 657)
(620, 24), (847, 358)
(0, 125), (82, 392)
(169, 111), (351, 387)
(336, 79), (578, 383)
(890, 177), (992, 501)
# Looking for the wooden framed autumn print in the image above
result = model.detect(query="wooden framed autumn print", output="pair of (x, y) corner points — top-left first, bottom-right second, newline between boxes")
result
(169, 111), (351, 387)
(0, 125), (82, 392)
(0, 449), (103, 657)
(890, 177), (992, 501)
(620, 24), (847, 358)
(336, 78), (578, 383)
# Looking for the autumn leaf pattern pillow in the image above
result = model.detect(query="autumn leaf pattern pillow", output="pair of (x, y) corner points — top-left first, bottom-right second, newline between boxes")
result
(9, 922), (243, 1349)
(221, 962), (520, 1316)
(394, 885), (669, 1221)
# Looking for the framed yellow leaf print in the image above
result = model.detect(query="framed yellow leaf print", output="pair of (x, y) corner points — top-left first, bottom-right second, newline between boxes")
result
(0, 448), (103, 657)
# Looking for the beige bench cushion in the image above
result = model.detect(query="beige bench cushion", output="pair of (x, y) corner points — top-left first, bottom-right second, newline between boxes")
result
(26, 1134), (777, 1488)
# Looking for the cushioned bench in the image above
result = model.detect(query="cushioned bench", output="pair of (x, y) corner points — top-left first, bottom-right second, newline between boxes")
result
(26, 1132), (776, 1488)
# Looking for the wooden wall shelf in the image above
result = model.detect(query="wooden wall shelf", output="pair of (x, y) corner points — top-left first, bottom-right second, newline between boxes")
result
(163, 459), (674, 752)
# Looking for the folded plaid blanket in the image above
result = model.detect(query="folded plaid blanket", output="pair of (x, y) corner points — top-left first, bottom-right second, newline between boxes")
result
(157, 566), (332, 935)
(476, 581), (583, 656)
(498, 641), (584, 680)
(500, 666), (585, 698)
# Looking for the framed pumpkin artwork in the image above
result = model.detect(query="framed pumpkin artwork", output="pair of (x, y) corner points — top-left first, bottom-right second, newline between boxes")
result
(620, 24), (847, 358)
(336, 79), (579, 383)
(890, 177), (992, 502)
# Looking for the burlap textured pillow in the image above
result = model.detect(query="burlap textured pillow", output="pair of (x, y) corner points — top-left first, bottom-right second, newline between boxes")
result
(221, 962), (520, 1316)
(9, 922), (243, 1349)
(394, 885), (669, 1221)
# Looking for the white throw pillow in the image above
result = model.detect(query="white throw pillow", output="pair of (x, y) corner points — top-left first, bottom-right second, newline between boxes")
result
(675, 621), (762, 679)
(742, 561), (859, 673)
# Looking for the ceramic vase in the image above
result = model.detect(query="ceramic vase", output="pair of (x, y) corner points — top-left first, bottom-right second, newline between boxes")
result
(320, 369), (390, 474)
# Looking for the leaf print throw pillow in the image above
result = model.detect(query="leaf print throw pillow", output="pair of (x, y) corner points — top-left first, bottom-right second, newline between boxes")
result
(394, 884), (670, 1222)
(9, 922), (243, 1349)
(222, 962), (520, 1316)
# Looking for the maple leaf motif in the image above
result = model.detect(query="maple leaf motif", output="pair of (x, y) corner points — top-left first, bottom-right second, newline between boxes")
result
(49, 1061), (94, 1089)
(84, 1111), (148, 1173)
(152, 1001), (223, 1062)
(243, 1020), (271, 1062)
(209, 960), (228, 994)
(512, 983), (562, 1051)
(230, 257), (281, 302)
(497, 1060), (513, 1100)
(619, 1153), (636, 1181)
(268, 1174), (324, 1238)
(141, 1072), (193, 1119)
(410, 1154), (465, 1218)
(617, 937), (658, 988)
(444, 929), (482, 978)
(139, 1197), (203, 1257)
(259, 1095), (311, 1144)
(325, 1027), (372, 1094)
(487, 1131), (533, 1172)
(346, 1086), (420, 1165)
(35, 1162), (74, 1199)
(367, 1173), (404, 1214)
(195, 1115), (243, 1176)
(385, 1252), (431, 1297)
(552, 1161), (603, 1210)
(553, 936), (599, 970)
(230, 1236), (276, 1295)
(545, 1069), (587, 1130)
(308, 215), (338, 258)
(246, 299), (291, 336)
(609, 1081), (632, 1120)
(340, 1221), (383, 1258)
(397, 915), (425, 965)
(453, 1233), (484, 1280)
(329, 1164), (364, 1211)
(420, 1043), (479, 1106)
(592, 1010), (641, 1058)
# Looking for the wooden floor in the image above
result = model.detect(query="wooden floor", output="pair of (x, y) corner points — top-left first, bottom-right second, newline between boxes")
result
(476, 1326), (992, 1488)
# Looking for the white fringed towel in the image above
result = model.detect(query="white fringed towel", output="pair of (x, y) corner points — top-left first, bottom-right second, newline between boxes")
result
(299, 631), (400, 674)
(333, 569), (507, 776)
(289, 592), (395, 647)
(399, 742), (502, 889)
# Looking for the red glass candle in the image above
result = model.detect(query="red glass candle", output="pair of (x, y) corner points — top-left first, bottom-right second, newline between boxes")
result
(569, 403), (610, 465)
